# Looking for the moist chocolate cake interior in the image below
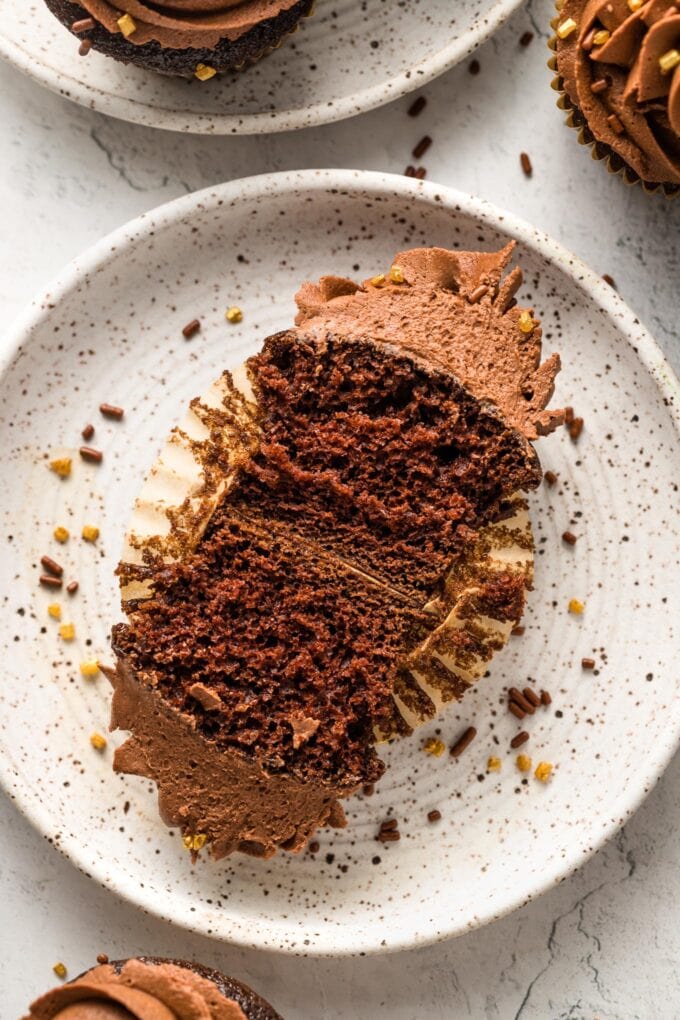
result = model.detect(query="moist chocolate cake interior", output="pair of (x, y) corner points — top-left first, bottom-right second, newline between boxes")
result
(115, 332), (541, 795)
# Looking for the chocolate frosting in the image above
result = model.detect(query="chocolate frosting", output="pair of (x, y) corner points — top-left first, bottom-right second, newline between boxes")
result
(24, 960), (247, 1020)
(103, 659), (348, 860)
(77, 0), (303, 49)
(556, 0), (680, 185)
(295, 243), (563, 441)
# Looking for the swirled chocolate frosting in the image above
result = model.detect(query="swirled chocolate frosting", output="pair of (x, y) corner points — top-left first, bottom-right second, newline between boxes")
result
(77, 0), (304, 48)
(24, 960), (247, 1019)
(556, 0), (680, 185)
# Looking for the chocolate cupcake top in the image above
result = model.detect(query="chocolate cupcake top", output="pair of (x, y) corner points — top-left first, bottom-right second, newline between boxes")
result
(76, 0), (304, 48)
(556, 0), (680, 187)
(24, 958), (282, 1020)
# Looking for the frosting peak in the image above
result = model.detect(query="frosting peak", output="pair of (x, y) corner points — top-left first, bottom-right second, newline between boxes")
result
(556, 0), (680, 185)
(25, 961), (247, 1020)
(295, 243), (563, 440)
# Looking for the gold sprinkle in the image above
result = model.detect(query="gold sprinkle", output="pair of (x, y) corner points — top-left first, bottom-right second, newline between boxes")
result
(90, 732), (107, 751)
(59, 623), (75, 641)
(225, 306), (243, 324)
(568, 598), (585, 615)
(659, 49), (680, 74)
(487, 756), (502, 772)
(370, 274), (386, 287)
(556, 18), (578, 38)
(47, 603), (62, 621)
(517, 311), (535, 334)
(627, 0), (643, 8)
(49, 457), (72, 478)
(423, 737), (446, 757)
(516, 754), (532, 773)
(183, 832), (208, 852)
(195, 63), (217, 81)
(53, 962), (67, 979)
(82, 525), (99, 543)
(116, 13), (136, 36)
(80, 660), (100, 678)
(53, 526), (70, 543)
(535, 761), (554, 783)
(593, 29), (611, 46)
(389, 265), (405, 284)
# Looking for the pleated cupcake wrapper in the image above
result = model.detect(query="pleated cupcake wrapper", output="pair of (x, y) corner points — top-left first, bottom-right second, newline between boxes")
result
(121, 357), (534, 740)
(548, 17), (679, 199)
(223, 0), (316, 76)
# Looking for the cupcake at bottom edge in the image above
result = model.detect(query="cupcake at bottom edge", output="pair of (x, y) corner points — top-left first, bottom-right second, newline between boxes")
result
(23, 956), (283, 1020)
(43, 0), (315, 79)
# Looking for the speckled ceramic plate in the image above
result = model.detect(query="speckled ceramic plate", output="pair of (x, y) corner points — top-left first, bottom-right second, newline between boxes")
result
(1, 170), (678, 956)
(0, 0), (522, 134)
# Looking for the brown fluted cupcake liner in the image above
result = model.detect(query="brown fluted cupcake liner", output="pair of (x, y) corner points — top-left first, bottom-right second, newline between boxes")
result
(548, 17), (679, 199)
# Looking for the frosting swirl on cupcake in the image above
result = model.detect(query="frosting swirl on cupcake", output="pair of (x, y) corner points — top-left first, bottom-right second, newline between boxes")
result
(24, 960), (247, 1020)
(77, 0), (304, 48)
(557, 0), (680, 185)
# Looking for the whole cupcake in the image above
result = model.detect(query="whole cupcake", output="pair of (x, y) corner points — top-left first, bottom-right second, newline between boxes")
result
(23, 956), (283, 1019)
(43, 0), (315, 79)
(551, 0), (680, 194)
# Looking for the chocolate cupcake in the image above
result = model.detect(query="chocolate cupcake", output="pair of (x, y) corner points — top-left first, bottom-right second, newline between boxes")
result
(43, 0), (315, 79)
(105, 244), (563, 861)
(551, 0), (680, 194)
(24, 956), (283, 1019)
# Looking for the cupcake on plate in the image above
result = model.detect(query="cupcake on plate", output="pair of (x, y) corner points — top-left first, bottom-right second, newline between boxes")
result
(24, 956), (283, 1019)
(43, 0), (315, 79)
(551, 0), (680, 194)
(105, 243), (563, 862)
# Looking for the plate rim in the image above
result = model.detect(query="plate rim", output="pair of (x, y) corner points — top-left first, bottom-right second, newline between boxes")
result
(0, 0), (523, 135)
(1, 168), (679, 956)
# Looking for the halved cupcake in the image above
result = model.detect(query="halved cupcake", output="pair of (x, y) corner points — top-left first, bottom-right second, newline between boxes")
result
(44, 0), (314, 78)
(105, 243), (563, 860)
(24, 956), (282, 1019)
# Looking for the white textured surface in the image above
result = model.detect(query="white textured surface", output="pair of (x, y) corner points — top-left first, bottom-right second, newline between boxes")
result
(1, 1), (679, 1017)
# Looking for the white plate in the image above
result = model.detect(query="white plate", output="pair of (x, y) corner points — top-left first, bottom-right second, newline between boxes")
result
(0, 0), (521, 134)
(1, 170), (678, 956)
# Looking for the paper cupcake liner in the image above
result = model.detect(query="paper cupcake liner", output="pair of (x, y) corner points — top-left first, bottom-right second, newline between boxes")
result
(548, 20), (679, 199)
(224, 0), (316, 76)
(120, 357), (534, 741)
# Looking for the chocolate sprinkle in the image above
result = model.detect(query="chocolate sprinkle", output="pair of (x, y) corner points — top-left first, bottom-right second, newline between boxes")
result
(412, 135), (432, 160)
(510, 730), (529, 749)
(80, 446), (103, 463)
(100, 403), (124, 420)
(182, 318), (201, 340)
(40, 574), (62, 589)
(450, 726), (477, 758)
(407, 95), (427, 118)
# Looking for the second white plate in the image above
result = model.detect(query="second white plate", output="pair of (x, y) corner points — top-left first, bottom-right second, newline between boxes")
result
(0, 170), (678, 955)
(0, 0), (521, 134)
